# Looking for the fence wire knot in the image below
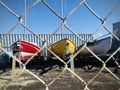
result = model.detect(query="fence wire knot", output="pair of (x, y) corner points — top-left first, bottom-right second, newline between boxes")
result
(84, 84), (90, 90)
(18, 17), (22, 23)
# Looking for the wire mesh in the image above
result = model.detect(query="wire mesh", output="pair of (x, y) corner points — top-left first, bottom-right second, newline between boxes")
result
(0, 0), (120, 90)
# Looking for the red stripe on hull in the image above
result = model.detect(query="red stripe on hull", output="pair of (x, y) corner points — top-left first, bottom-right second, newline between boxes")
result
(11, 40), (41, 61)
(20, 40), (40, 53)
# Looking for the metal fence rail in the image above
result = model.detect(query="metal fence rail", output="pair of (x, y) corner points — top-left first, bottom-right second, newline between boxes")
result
(0, 34), (93, 55)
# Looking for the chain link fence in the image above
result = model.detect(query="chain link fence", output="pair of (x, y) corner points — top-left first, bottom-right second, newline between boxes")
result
(0, 0), (120, 90)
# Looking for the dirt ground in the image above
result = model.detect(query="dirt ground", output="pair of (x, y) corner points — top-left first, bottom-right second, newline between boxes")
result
(0, 63), (120, 90)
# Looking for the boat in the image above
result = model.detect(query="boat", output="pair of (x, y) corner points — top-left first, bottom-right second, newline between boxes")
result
(77, 22), (120, 58)
(77, 37), (113, 57)
(48, 38), (75, 58)
(76, 22), (120, 71)
(11, 40), (41, 61)
(76, 36), (120, 70)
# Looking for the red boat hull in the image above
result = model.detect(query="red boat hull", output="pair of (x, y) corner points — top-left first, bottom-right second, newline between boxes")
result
(11, 40), (41, 61)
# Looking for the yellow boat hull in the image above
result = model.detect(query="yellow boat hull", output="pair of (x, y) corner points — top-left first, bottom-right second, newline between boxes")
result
(49, 38), (75, 56)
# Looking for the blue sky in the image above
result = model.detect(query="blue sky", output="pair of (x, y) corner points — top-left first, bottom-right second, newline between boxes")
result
(0, 0), (120, 38)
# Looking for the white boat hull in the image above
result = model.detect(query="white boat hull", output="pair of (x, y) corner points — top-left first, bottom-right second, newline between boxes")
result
(78, 37), (112, 56)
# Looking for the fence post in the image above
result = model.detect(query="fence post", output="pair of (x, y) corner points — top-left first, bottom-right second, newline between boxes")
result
(11, 58), (16, 80)
(70, 54), (75, 78)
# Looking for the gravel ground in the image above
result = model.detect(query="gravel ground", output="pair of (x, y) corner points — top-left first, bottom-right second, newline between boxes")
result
(0, 64), (120, 90)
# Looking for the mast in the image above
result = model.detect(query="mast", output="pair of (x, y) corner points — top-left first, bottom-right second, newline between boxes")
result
(24, 0), (26, 40)
(61, 0), (64, 38)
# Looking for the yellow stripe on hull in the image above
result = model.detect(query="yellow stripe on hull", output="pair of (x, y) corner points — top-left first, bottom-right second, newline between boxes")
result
(49, 38), (75, 56)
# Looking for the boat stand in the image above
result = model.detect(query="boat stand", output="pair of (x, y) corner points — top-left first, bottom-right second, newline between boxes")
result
(11, 44), (22, 80)
(65, 43), (75, 77)
(113, 57), (120, 73)
(11, 58), (16, 80)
